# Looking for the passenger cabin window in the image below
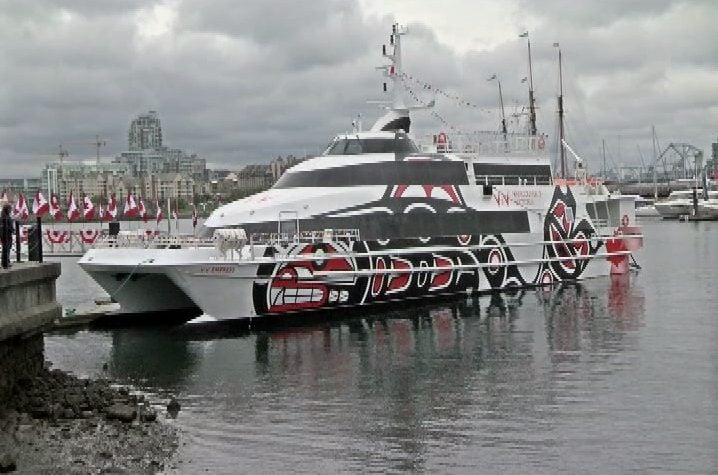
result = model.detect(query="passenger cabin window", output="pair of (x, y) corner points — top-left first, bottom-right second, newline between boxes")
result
(473, 163), (552, 186)
(273, 160), (469, 188)
(325, 136), (420, 155)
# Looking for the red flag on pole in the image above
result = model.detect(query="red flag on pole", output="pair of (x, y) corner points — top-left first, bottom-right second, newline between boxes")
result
(138, 197), (148, 223)
(123, 192), (138, 217)
(155, 200), (164, 225)
(66, 192), (80, 222)
(49, 194), (64, 220)
(82, 194), (95, 221)
(13, 193), (29, 221)
(97, 196), (105, 221)
(32, 191), (50, 218)
(106, 194), (118, 221)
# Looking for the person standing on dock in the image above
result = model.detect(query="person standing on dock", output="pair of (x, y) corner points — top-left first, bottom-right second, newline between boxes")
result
(1, 202), (13, 269)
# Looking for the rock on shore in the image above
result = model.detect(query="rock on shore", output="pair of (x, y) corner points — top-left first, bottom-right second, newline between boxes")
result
(0, 366), (178, 473)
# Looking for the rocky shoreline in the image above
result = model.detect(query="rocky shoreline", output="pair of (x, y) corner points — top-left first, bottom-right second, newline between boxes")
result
(0, 365), (179, 474)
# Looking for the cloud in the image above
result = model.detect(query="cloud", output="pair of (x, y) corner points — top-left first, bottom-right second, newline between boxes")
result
(0, 0), (716, 177)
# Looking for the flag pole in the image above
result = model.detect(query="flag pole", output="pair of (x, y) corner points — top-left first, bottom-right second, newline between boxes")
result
(166, 197), (171, 235)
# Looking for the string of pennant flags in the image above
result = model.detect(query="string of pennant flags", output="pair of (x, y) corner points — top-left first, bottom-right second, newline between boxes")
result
(399, 71), (532, 136)
(400, 72), (493, 112)
(400, 76), (474, 134)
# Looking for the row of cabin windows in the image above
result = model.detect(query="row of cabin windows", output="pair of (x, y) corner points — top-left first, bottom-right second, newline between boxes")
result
(473, 163), (552, 186)
(476, 175), (553, 186)
(274, 161), (468, 188)
(324, 137), (419, 155)
(272, 159), (553, 189)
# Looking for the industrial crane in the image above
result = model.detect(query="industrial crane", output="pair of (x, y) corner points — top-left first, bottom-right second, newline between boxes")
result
(58, 135), (109, 166)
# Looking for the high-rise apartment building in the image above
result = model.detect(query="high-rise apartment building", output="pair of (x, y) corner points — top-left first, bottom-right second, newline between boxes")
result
(128, 110), (163, 151)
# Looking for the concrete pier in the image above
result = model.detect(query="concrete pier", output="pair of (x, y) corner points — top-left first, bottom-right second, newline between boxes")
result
(0, 263), (62, 402)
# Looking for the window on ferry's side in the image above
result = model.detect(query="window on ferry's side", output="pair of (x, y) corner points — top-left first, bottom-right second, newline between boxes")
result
(326, 139), (348, 155)
(344, 140), (362, 155)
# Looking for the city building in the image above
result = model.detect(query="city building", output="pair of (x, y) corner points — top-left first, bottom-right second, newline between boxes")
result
(0, 178), (43, 196)
(32, 111), (307, 207)
(114, 111), (207, 180)
(143, 173), (195, 202)
(128, 110), (163, 151)
(45, 161), (130, 199)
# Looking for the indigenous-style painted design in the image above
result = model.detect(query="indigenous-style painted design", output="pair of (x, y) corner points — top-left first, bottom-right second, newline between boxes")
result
(538, 187), (602, 281)
(476, 234), (527, 289)
(253, 237), (484, 314)
(252, 186), (615, 316)
(252, 242), (359, 314)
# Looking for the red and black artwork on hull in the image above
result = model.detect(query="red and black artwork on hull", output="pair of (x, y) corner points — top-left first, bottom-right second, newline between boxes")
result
(536, 186), (602, 282)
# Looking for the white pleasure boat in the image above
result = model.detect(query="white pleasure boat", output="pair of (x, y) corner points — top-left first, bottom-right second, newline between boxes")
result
(654, 189), (718, 219)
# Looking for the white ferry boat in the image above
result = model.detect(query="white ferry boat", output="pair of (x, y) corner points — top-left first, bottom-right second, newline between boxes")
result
(79, 24), (643, 322)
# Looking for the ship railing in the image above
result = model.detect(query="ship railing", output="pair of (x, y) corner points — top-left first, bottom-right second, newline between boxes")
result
(417, 131), (548, 156)
(208, 232), (643, 265)
(249, 229), (361, 246)
(475, 174), (553, 186)
(216, 228), (362, 260)
(93, 234), (214, 249)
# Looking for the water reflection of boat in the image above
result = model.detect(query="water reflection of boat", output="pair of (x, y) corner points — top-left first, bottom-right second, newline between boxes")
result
(100, 278), (645, 408)
(96, 277), (646, 471)
(541, 277), (644, 353)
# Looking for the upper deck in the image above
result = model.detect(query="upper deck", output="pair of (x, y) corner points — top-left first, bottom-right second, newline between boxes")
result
(417, 131), (548, 157)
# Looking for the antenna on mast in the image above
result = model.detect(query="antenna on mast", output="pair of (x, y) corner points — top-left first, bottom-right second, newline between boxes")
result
(488, 75), (508, 144)
(520, 31), (537, 136)
(554, 42), (566, 178)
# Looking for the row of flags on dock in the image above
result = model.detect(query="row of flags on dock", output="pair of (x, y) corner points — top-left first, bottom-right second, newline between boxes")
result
(1, 189), (198, 227)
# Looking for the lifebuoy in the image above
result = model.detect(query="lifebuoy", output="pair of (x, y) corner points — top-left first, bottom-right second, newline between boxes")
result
(537, 136), (546, 150)
(621, 214), (629, 227)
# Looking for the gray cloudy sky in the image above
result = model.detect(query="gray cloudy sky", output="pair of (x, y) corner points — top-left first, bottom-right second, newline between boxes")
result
(1, 0), (716, 177)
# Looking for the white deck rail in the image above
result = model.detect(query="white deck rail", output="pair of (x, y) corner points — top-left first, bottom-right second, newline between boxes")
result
(417, 131), (548, 156)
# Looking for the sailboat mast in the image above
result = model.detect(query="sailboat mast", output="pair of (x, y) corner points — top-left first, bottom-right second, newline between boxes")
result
(556, 44), (566, 178)
(498, 80), (508, 142)
(652, 125), (658, 199)
(526, 36), (537, 136)
(602, 138), (606, 180)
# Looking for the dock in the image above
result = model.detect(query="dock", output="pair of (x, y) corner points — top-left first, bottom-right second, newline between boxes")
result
(681, 214), (718, 222)
(0, 262), (62, 401)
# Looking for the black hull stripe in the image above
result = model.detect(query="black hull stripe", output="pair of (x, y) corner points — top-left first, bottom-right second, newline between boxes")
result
(241, 211), (529, 240)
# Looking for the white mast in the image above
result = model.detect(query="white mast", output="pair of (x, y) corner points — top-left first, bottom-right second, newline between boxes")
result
(370, 23), (434, 133)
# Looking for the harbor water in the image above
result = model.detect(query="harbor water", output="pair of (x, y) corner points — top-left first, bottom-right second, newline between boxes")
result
(45, 219), (717, 473)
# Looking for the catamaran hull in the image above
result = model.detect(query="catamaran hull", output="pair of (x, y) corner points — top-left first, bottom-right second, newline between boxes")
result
(78, 247), (217, 316)
(83, 269), (199, 315)
(165, 231), (640, 321)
